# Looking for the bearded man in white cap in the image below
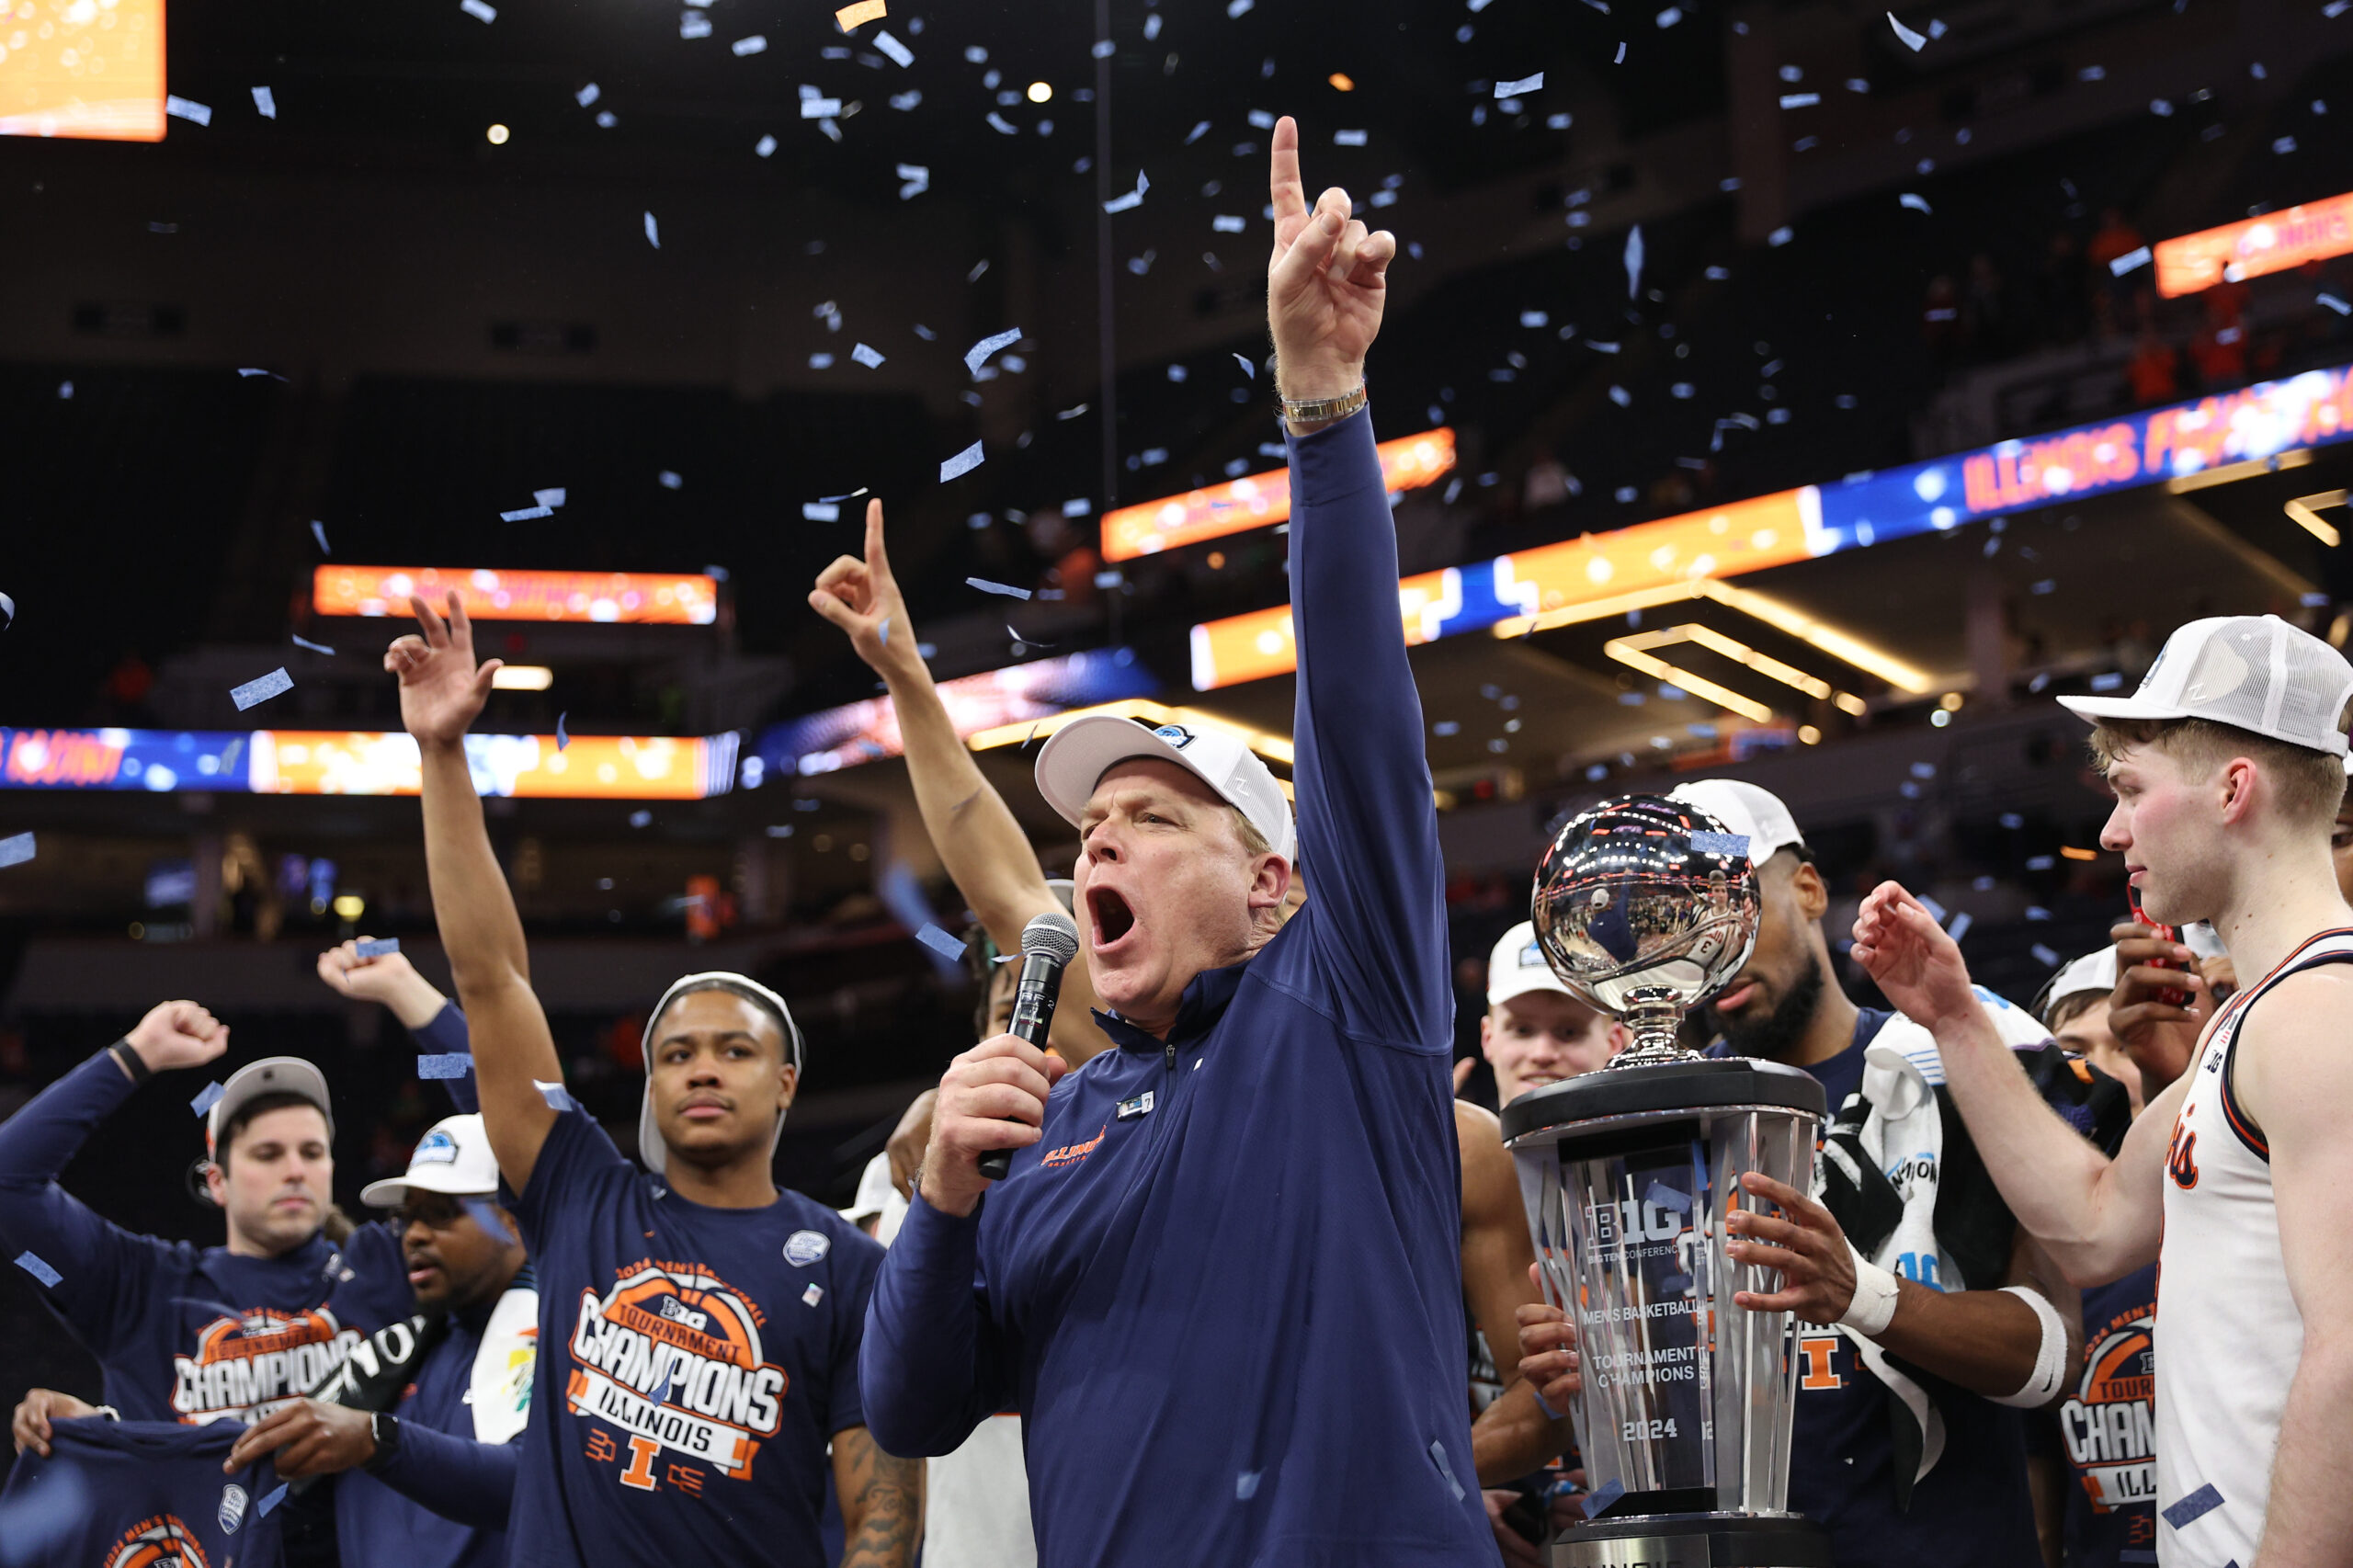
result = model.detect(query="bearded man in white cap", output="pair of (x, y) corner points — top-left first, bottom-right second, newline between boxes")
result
(1855, 613), (2353, 1566)
(216, 1113), (537, 1568)
(1518, 776), (2129, 1568)
(385, 596), (921, 1568)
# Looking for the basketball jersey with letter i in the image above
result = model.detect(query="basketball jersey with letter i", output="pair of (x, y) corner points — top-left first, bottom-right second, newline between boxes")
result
(2155, 927), (2353, 1567)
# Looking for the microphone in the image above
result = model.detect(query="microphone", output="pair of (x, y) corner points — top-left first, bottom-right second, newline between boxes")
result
(977, 909), (1081, 1181)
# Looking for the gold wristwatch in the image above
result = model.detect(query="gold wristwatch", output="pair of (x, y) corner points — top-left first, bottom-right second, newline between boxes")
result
(1279, 383), (1368, 425)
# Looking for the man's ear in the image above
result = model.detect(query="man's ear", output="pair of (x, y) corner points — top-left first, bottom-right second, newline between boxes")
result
(776, 1061), (800, 1113)
(202, 1159), (227, 1208)
(1788, 859), (1831, 923)
(1478, 1010), (1497, 1064)
(1248, 853), (1290, 914)
(2217, 757), (2258, 824)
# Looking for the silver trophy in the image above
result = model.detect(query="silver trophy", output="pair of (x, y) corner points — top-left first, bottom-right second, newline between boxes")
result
(1501, 794), (1830, 1568)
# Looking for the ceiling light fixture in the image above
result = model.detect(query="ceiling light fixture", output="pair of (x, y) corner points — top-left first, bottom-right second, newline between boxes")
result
(1027, 81), (1052, 103)
(2284, 488), (2348, 548)
(491, 665), (554, 690)
(1600, 639), (1777, 723)
(486, 123), (510, 144)
(2163, 449), (2312, 494)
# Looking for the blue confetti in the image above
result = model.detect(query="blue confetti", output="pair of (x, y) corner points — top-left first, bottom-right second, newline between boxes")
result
(1495, 71), (1544, 96)
(231, 667), (293, 710)
(356, 937), (400, 958)
(14, 1250), (62, 1288)
(535, 1079), (579, 1112)
(1233, 353), (1256, 379)
(556, 712), (570, 751)
(2162, 1484), (2222, 1531)
(190, 1081), (225, 1118)
(1583, 1478), (1627, 1518)
(1235, 1471), (1262, 1500)
(253, 85), (278, 119)
(310, 520), (329, 553)
(291, 634), (335, 655)
(915, 923), (969, 960)
(963, 327), (1023, 377)
(940, 441), (986, 482)
(965, 577), (1031, 599)
(1689, 830), (1750, 858)
(1427, 1440), (1465, 1501)
(643, 210), (660, 248)
(461, 1196), (517, 1245)
(1643, 1180), (1693, 1212)
(256, 1483), (290, 1517)
(0, 832), (33, 868)
(500, 505), (553, 521)
(417, 1053), (472, 1080)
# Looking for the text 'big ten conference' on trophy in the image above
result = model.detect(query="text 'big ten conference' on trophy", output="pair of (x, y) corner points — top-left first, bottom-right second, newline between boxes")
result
(1502, 794), (1831, 1568)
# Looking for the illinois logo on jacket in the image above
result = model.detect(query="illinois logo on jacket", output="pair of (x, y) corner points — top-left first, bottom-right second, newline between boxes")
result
(172, 1307), (362, 1423)
(566, 1260), (788, 1487)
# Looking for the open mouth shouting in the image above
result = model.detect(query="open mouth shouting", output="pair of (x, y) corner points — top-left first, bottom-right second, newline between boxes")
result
(1088, 886), (1139, 955)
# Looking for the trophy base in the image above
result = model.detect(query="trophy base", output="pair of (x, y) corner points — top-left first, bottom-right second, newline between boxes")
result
(1550, 1512), (1833, 1568)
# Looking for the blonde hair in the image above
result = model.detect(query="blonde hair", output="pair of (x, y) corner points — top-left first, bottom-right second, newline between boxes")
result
(2089, 717), (2349, 832)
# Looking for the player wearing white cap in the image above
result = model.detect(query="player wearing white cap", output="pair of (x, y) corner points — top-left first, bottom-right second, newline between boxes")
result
(1518, 776), (2130, 1568)
(2024, 952), (2163, 1568)
(1855, 613), (2353, 1567)
(386, 592), (920, 1568)
(1477, 920), (1629, 1108)
(216, 1113), (537, 1568)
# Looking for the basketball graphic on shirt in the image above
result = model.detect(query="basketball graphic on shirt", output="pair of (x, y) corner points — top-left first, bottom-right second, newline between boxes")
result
(565, 1259), (790, 1483)
(171, 1306), (364, 1423)
(2058, 1301), (2157, 1512)
(106, 1514), (211, 1568)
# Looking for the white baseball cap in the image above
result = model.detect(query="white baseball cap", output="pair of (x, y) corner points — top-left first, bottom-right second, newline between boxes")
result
(2057, 614), (2353, 757)
(635, 971), (803, 1175)
(206, 1056), (335, 1160)
(1665, 778), (1808, 866)
(1035, 715), (1297, 864)
(361, 1114), (502, 1207)
(1488, 920), (1577, 1007)
(2035, 949), (2118, 1028)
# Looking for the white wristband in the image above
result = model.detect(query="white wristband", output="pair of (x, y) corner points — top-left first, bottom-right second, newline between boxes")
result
(1991, 1285), (2071, 1408)
(1837, 1245), (1901, 1337)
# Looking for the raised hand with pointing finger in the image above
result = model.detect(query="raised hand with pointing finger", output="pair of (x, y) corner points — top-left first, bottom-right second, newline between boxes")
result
(808, 499), (921, 684)
(1267, 115), (1397, 422)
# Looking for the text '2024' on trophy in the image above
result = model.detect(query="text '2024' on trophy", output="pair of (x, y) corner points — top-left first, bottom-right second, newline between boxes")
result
(1501, 794), (1831, 1568)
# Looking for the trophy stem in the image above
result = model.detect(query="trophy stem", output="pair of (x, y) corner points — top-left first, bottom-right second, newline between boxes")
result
(1614, 990), (1699, 1066)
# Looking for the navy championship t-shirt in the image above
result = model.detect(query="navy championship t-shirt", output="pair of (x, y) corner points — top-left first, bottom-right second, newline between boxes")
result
(2053, 1264), (2159, 1567)
(503, 1108), (884, 1568)
(0, 1416), (286, 1568)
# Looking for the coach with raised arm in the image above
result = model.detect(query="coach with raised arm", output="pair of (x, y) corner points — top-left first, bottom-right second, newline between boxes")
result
(859, 118), (1497, 1566)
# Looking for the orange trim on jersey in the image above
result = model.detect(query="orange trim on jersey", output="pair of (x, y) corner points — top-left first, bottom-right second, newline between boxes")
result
(2201, 925), (2353, 1163)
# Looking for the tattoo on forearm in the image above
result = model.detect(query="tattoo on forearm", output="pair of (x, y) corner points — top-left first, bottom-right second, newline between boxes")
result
(837, 1430), (924, 1568)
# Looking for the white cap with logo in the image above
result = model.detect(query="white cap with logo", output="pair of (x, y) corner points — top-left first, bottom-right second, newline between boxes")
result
(361, 1113), (502, 1207)
(1035, 715), (1297, 863)
(2056, 614), (2353, 757)
(1487, 920), (1577, 1007)
(1665, 778), (1809, 866)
